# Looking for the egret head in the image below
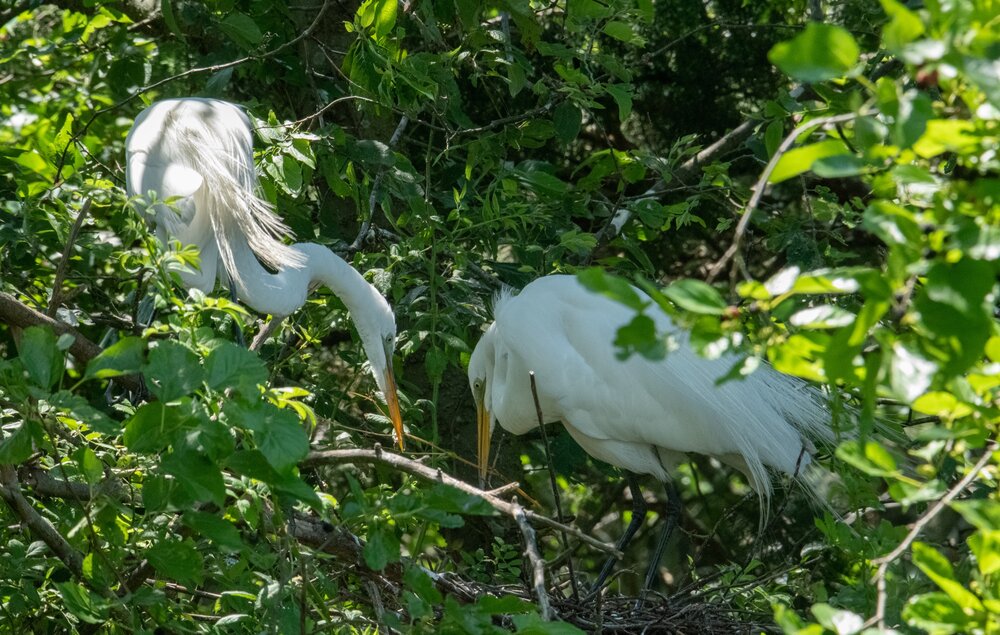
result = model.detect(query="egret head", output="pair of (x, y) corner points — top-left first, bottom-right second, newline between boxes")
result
(468, 328), (497, 481)
(354, 289), (405, 451)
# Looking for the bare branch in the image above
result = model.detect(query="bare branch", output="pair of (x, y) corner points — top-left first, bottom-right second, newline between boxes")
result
(303, 447), (621, 556)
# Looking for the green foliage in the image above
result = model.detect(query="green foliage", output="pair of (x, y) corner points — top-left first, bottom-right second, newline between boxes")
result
(0, 0), (997, 632)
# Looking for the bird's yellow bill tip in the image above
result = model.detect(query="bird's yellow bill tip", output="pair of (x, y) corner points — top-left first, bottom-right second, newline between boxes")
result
(383, 368), (404, 451)
(477, 402), (491, 482)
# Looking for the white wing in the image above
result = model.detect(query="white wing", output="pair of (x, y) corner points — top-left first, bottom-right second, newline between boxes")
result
(494, 275), (831, 494)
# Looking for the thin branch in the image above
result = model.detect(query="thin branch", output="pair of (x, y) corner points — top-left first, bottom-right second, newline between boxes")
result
(0, 465), (85, 579)
(865, 442), (997, 630)
(530, 372), (579, 599)
(302, 447), (621, 556)
(349, 115), (410, 252)
(46, 198), (92, 318)
(591, 119), (756, 251)
(513, 504), (552, 620)
(705, 111), (865, 283)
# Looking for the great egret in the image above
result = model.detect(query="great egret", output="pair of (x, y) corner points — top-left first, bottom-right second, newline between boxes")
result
(126, 98), (404, 448)
(468, 274), (836, 592)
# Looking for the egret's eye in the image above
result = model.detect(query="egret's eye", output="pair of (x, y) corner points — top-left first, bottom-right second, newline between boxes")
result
(474, 380), (483, 390)
(384, 334), (393, 344)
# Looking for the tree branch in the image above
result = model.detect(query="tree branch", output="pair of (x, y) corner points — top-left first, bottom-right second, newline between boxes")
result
(705, 111), (865, 283)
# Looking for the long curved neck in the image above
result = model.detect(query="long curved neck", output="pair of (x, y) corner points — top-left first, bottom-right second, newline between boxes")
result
(227, 240), (381, 319)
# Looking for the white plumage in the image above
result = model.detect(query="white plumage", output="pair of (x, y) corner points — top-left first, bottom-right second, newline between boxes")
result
(470, 274), (837, 504)
(126, 98), (404, 448)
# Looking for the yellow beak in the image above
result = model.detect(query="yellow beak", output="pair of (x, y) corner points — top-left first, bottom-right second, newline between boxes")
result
(382, 365), (404, 451)
(477, 400), (492, 482)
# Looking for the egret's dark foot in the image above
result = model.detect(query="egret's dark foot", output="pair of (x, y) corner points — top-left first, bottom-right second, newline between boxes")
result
(585, 474), (647, 600)
(633, 481), (682, 611)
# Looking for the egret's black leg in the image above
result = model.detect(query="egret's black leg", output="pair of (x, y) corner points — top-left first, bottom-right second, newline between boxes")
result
(588, 473), (647, 596)
(636, 481), (682, 608)
(227, 278), (246, 348)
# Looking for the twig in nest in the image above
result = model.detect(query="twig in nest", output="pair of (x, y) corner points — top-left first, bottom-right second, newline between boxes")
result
(513, 503), (552, 621)
(530, 371), (579, 599)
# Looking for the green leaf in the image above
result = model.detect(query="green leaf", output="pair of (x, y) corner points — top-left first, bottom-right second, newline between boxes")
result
(968, 529), (1000, 575)
(603, 21), (643, 46)
(0, 422), (35, 465)
(374, 0), (397, 38)
(220, 12), (262, 48)
(863, 201), (923, 251)
(204, 341), (267, 394)
(614, 314), (664, 360)
(147, 539), (204, 587)
(183, 511), (246, 552)
(73, 447), (103, 485)
(56, 582), (108, 624)
(605, 84), (633, 121)
(577, 269), (647, 311)
(880, 0), (925, 52)
(764, 120), (784, 158)
(903, 592), (969, 634)
(768, 23), (859, 82)
(914, 259), (995, 375)
(123, 402), (187, 453)
(812, 153), (867, 178)
(911, 541), (983, 611)
(245, 405), (309, 473)
(661, 279), (727, 315)
(364, 523), (400, 570)
(144, 340), (204, 402)
(162, 449), (226, 506)
(770, 139), (850, 183)
(951, 499), (1000, 531)
(86, 336), (145, 379)
(835, 440), (899, 477)
(18, 326), (63, 389)
(161, 0), (184, 39)
(553, 102), (582, 144)
(888, 341), (937, 402)
(788, 305), (856, 329)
